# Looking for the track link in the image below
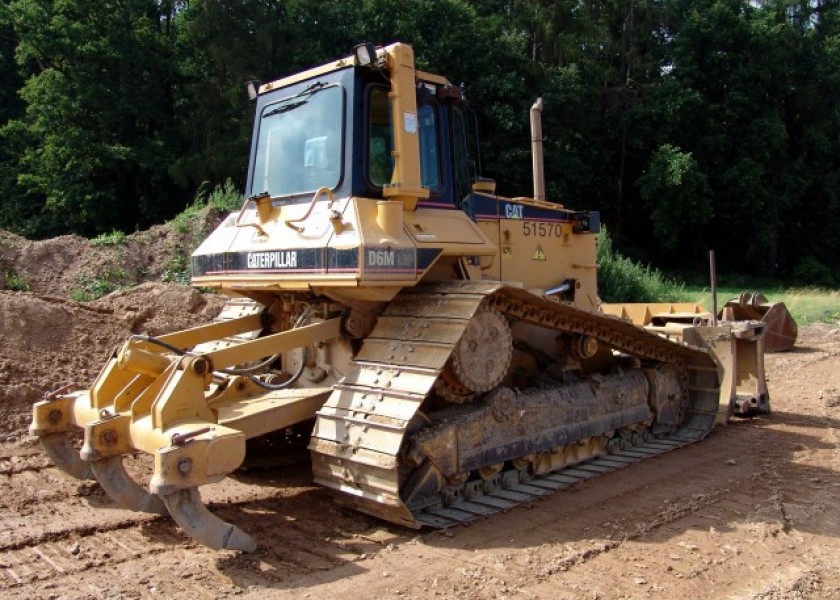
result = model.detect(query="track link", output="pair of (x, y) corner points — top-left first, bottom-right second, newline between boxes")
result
(310, 281), (722, 528)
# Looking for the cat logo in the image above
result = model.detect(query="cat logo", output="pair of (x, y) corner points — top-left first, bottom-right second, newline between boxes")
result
(504, 204), (524, 219)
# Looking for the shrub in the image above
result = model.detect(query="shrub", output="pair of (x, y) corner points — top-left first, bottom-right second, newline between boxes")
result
(793, 256), (835, 288)
(90, 229), (127, 246)
(596, 227), (684, 303)
(70, 267), (128, 301)
(2, 269), (31, 292)
(172, 179), (242, 234)
(161, 255), (191, 286)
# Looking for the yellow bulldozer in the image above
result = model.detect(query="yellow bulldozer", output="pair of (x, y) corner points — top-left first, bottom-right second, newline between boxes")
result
(30, 42), (796, 552)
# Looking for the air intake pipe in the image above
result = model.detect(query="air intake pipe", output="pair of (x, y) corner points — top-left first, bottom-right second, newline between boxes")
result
(531, 97), (546, 201)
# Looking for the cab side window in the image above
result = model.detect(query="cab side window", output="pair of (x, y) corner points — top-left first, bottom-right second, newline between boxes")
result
(367, 86), (441, 192)
(418, 103), (440, 191)
(368, 87), (394, 187)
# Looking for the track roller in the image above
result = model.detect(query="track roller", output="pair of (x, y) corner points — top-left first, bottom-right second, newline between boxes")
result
(39, 433), (94, 481)
(162, 487), (257, 553)
(89, 456), (168, 515)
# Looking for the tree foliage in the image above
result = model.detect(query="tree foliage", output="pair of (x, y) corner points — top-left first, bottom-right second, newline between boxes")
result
(0, 0), (838, 282)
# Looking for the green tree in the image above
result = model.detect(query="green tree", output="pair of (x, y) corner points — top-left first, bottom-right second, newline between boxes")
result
(2, 0), (184, 236)
(637, 143), (712, 252)
(0, 2), (35, 234)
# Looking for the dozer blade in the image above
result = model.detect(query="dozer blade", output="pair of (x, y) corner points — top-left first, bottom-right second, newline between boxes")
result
(89, 456), (168, 515)
(162, 487), (257, 553)
(39, 433), (95, 481)
(720, 292), (797, 352)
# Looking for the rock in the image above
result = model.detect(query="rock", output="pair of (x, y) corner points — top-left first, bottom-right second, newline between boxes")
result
(69, 541), (80, 556)
(726, 459), (736, 465)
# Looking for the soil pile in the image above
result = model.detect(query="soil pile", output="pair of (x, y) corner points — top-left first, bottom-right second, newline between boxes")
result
(0, 208), (231, 438)
(0, 284), (228, 437)
(0, 206), (223, 297)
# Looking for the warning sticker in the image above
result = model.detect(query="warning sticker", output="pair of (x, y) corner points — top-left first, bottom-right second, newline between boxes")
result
(532, 246), (546, 261)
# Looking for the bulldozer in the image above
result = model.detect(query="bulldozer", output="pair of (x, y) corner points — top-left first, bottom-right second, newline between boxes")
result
(29, 42), (793, 553)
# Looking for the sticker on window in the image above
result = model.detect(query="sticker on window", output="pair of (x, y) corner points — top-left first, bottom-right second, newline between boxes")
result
(404, 111), (417, 134)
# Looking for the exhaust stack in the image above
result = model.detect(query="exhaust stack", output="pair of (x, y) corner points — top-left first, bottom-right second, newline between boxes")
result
(531, 97), (546, 201)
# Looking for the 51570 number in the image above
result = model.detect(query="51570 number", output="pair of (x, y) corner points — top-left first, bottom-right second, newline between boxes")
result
(522, 221), (563, 237)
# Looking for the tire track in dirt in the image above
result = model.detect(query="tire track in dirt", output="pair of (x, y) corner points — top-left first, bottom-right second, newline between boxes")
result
(522, 471), (835, 599)
(0, 502), (374, 596)
(0, 462), (160, 550)
(0, 523), (182, 589)
(0, 458), (54, 476)
(1, 462), (400, 597)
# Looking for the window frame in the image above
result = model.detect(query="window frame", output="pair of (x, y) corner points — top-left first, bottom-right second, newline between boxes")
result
(362, 82), (444, 197)
(248, 82), (346, 202)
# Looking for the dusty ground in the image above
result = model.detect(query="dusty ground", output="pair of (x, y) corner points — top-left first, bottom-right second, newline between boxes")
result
(1, 227), (839, 599)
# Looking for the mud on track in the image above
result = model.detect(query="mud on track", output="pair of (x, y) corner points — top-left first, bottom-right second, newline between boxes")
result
(1, 289), (839, 598)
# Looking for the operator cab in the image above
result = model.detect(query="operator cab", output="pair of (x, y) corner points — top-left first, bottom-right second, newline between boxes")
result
(245, 55), (472, 209)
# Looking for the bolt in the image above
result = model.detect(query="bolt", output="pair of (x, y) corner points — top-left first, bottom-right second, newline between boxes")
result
(192, 357), (210, 375)
(178, 458), (192, 474)
(45, 382), (76, 401)
(48, 409), (62, 425)
(101, 429), (117, 445)
(170, 427), (211, 446)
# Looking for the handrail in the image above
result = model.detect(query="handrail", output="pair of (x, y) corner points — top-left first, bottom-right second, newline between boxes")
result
(234, 192), (269, 236)
(285, 187), (335, 233)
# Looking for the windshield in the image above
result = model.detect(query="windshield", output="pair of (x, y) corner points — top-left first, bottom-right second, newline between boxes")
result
(250, 84), (344, 198)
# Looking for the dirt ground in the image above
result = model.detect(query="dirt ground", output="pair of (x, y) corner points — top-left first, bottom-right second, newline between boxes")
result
(1, 228), (839, 599)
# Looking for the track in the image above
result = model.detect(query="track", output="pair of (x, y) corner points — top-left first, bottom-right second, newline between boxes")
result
(310, 281), (721, 528)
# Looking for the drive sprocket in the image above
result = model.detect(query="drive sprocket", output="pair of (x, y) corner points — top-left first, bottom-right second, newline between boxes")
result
(448, 305), (513, 394)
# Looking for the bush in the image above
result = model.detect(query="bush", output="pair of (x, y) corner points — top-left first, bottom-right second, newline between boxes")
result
(90, 229), (127, 246)
(596, 227), (684, 303)
(70, 267), (128, 301)
(2, 269), (31, 291)
(161, 255), (191, 286)
(202, 178), (242, 213)
(172, 179), (242, 234)
(793, 256), (835, 288)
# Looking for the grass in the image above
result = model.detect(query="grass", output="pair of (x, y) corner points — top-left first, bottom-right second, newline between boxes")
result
(2, 269), (31, 291)
(90, 229), (127, 246)
(682, 286), (840, 326)
(163, 179), (242, 287)
(161, 255), (191, 286)
(597, 229), (839, 325)
(172, 178), (241, 235)
(70, 267), (128, 301)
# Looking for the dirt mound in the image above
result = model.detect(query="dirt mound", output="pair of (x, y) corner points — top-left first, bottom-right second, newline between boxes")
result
(0, 207), (234, 439)
(0, 283), (228, 439)
(0, 207), (225, 298)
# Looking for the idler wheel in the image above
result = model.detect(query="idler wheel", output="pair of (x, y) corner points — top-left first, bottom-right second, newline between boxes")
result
(647, 363), (687, 428)
(449, 306), (512, 394)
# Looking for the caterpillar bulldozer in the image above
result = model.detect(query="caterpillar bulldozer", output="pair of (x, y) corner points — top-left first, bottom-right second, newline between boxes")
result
(30, 42), (794, 553)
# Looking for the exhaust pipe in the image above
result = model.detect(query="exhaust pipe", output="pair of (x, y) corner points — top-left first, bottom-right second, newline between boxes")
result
(531, 97), (546, 201)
